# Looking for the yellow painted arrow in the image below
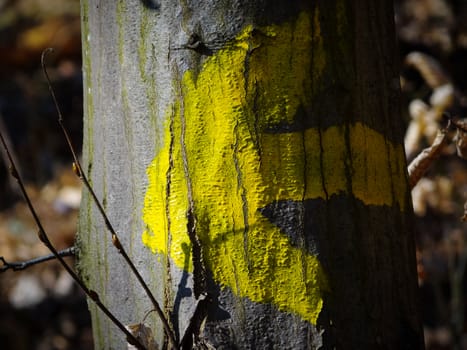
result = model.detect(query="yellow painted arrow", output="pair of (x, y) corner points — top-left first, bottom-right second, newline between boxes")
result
(142, 10), (407, 325)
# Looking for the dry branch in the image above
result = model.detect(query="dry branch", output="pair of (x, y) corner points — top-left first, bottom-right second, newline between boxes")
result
(408, 128), (449, 189)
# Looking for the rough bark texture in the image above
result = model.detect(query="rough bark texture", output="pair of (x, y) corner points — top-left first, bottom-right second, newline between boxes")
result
(78, 0), (424, 349)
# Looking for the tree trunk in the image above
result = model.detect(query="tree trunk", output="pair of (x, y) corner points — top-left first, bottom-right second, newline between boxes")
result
(78, 0), (424, 349)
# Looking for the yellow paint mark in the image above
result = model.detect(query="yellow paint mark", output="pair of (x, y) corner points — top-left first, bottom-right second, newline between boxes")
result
(260, 125), (407, 209)
(142, 11), (408, 325)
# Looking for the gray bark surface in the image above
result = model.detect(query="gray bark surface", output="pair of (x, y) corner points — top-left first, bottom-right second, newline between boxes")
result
(78, 1), (424, 349)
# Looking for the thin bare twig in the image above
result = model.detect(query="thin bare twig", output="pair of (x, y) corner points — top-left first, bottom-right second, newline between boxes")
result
(42, 48), (178, 349)
(0, 247), (76, 272)
(0, 115), (146, 349)
(0, 114), (22, 197)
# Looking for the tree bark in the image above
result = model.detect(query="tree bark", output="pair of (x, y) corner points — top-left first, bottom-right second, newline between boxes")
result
(78, 0), (424, 349)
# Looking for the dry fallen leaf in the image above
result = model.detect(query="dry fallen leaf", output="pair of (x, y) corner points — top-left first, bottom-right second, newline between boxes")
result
(452, 118), (467, 159)
(405, 52), (450, 88)
(126, 322), (159, 350)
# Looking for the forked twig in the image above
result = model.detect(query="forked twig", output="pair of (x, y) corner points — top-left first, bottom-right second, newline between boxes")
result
(0, 115), (146, 349)
(41, 48), (177, 349)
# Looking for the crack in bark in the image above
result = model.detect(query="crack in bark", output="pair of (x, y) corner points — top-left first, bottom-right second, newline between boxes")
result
(165, 104), (177, 344)
(232, 120), (251, 273)
(179, 89), (207, 301)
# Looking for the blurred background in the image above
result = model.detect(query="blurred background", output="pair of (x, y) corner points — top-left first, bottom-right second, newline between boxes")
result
(0, 0), (467, 349)
(0, 1), (88, 349)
